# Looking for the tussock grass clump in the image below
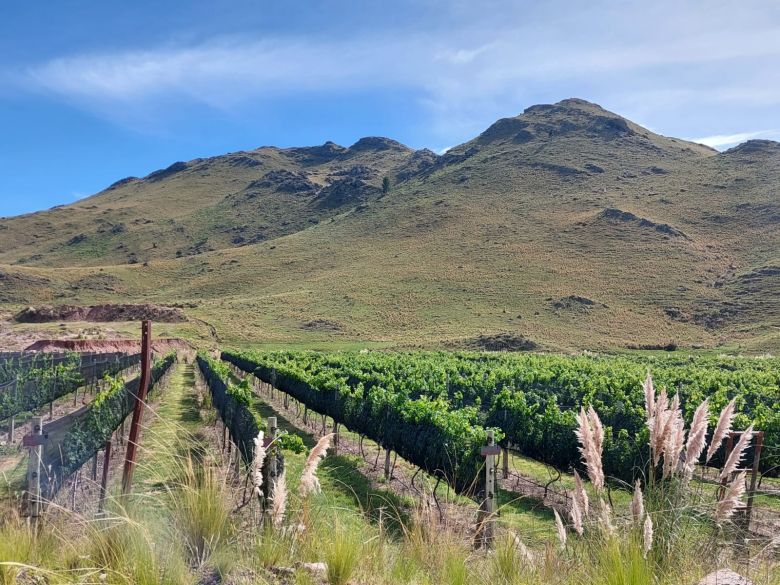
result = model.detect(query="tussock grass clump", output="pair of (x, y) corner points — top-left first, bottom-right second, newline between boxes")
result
(168, 457), (234, 569)
(321, 522), (362, 585)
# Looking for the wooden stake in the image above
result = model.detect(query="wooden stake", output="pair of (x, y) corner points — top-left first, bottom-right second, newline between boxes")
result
(745, 431), (764, 528)
(476, 430), (498, 548)
(98, 441), (112, 512)
(384, 448), (392, 479)
(26, 416), (44, 519)
(121, 320), (152, 496)
(268, 417), (278, 478)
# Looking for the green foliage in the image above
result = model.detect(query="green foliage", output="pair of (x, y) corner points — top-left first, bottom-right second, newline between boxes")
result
(196, 353), (264, 467)
(223, 350), (500, 494)
(57, 353), (176, 483)
(223, 349), (780, 484)
(277, 432), (307, 454)
(227, 378), (253, 406)
(0, 351), (141, 420)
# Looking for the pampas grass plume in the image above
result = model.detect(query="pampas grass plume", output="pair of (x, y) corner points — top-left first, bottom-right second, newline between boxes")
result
(706, 399), (736, 464)
(553, 508), (567, 549)
(299, 433), (334, 497)
(719, 426), (754, 481)
(630, 480), (644, 524)
(252, 431), (267, 498)
(270, 470), (287, 529)
(683, 399), (709, 480)
(643, 514), (653, 558)
(573, 470), (589, 517)
(716, 471), (747, 523)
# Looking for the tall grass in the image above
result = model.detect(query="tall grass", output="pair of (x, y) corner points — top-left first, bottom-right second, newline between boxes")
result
(0, 369), (777, 585)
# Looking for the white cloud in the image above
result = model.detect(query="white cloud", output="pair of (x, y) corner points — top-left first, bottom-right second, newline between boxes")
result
(7, 0), (780, 141)
(692, 130), (779, 149)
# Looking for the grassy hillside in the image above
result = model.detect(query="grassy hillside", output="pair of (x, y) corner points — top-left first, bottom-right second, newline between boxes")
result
(1, 99), (778, 352)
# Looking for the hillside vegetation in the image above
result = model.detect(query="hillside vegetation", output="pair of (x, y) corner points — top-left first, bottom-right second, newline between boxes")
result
(1, 99), (778, 351)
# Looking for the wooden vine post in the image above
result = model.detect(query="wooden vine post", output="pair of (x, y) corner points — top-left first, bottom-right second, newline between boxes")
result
(98, 440), (112, 512)
(121, 320), (152, 496)
(268, 417), (278, 477)
(476, 430), (499, 548)
(384, 448), (392, 479)
(264, 416), (279, 517)
(25, 416), (45, 519)
(744, 431), (764, 529)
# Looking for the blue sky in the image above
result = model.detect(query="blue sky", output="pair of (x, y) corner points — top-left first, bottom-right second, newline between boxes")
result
(1, 0), (779, 217)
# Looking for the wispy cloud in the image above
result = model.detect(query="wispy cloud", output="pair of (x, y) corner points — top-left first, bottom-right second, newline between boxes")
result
(692, 130), (779, 149)
(7, 0), (780, 141)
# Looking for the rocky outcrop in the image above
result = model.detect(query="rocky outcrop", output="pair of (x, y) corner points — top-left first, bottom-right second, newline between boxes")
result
(145, 161), (188, 182)
(15, 304), (187, 323)
(599, 208), (690, 239)
(248, 170), (318, 194)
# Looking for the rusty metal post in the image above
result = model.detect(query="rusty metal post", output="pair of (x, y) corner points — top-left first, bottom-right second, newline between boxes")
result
(121, 320), (152, 496)
(744, 431), (764, 527)
(98, 440), (112, 512)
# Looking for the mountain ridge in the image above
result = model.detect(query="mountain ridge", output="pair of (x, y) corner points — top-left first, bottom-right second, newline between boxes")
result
(1, 98), (778, 352)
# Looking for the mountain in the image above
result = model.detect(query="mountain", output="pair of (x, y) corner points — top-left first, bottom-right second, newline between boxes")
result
(1, 98), (778, 352)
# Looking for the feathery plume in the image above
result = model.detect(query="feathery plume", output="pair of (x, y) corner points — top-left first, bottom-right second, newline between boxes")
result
(598, 499), (615, 535)
(630, 480), (645, 524)
(299, 433), (334, 497)
(643, 514), (653, 558)
(651, 389), (670, 465)
(662, 412), (686, 479)
(716, 471), (747, 523)
(270, 470), (287, 529)
(569, 491), (583, 536)
(587, 406), (604, 455)
(720, 426), (754, 481)
(575, 407), (604, 491)
(512, 533), (535, 564)
(706, 399), (736, 464)
(683, 399), (710, 480)
(670, 393), (680, 415)
(573, 470), (590, 517)
(643, 372), (655, 422)
(553, 508), (567, 549)
(252, 431), (267, 498)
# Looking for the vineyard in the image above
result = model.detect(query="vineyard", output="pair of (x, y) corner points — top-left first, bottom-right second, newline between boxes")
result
(1, 343), (778, 584)
(0, 351), (141, 422)
(222, 349), (780, 490)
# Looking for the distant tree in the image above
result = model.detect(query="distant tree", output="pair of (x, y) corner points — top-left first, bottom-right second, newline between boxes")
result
(382, 176), (391, 194)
